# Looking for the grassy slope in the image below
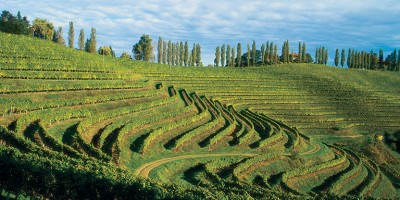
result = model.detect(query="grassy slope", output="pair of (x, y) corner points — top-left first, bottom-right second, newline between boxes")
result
(1, 33), (399, 199)
(127, 60), (400, 135)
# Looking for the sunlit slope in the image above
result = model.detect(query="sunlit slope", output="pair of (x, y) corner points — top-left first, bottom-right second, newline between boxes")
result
(126, 60), (400, 134)
(0, 33), (399, 199)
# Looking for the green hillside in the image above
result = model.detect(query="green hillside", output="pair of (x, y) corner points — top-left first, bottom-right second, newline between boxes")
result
(0, 33), (399, 199)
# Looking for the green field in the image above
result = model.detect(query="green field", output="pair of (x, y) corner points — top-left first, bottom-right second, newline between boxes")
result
(1, 33), (399, 199)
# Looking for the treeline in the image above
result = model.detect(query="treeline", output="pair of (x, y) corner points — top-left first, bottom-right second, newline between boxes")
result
(157, 37), (202, 66)
(214, 40), (313, 67)
(213, 39), (399, 72)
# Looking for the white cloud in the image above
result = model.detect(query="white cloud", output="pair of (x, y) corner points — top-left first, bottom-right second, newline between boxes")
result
(2, 0), (399, 64)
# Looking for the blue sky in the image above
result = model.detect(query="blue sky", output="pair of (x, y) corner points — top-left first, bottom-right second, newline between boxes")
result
(2, 0), (400, 65)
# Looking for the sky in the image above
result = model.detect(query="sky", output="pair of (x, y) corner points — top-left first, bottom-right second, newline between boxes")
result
(2, 0), (400, 65)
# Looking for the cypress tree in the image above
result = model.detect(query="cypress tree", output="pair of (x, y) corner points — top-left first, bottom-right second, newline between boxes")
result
(226, 45), (231, 67)
(215, 46), (220, 66)
(167, 41), (172, 65)
(89, 27), (96, 53)
(184, 41), (189, 66)
(68, 21), (74, 48)
(315, 48), (319, 64)
(157, 37), (162, 64)
(341, 49), (345, 67)
(78, 29), (84, 51)
(334, 49), (339, 67)
(221, 44), (226, 67)
(163, 40), (167, 64)
(252, 40), (256, 65)
(298, 42), (302, 63)
(261, 43), (265, 65)
(231, 46), (235, 67)
(196, 44), (201, 66)
(247, 44), (251, 67)
(237, 43), (242, 67)
(302, 42), (306, 63)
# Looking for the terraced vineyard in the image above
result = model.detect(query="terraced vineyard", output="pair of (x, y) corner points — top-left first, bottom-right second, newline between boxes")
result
(0, 33), (399, 199)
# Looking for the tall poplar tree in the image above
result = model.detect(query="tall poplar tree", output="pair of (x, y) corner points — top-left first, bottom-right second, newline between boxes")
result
(237, 43), (242, 67)
(334, 49), (339, 67)
(171, 43), (175, 65)
(215, 46), (220, 66)
(184, 41), (189, 66)
(247, 44), (251, 67)
(265, 41), (269, 64)
(397, 50), (400, 71)
(157, 37), (162, 64)
(179, 42), (184, 66)
(269, 42), (274, 64)
(324, 49), (328, 65)
(196, 44), (201, 66)
(221, 44), (226, 67)
(231, 46), (235, 67)
(167, 41), (172, 65)
(273, 44), (278, 64)
(261, 44), (265, 65)
(78, 29), (84, 51)
(341, 49), (346, 68)
(298, 42), (302, 63)
(301, 43), (306, 63)
(347, 49), (351, 68)
(89, 27), (97, 54)
(175, 42), (179, 65)
(162, 40), (167, 64)
(68, 21), (74, 48)
(378, 49), (384, 69)
(252, 40), (256, 65)
(192, 43), (197, 66)
(84, 38), (90, 52)
(226, 45), (231, 67)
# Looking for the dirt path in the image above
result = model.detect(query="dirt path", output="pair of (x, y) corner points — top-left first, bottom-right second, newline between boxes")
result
(135, 153), (256, 178)
(311, 134), (365, 138)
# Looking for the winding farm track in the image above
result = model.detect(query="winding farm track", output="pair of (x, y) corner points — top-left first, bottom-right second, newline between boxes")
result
(310, 134), (365, 138)
(135, 153), (257, 178)
(135, 145), (334, 179)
